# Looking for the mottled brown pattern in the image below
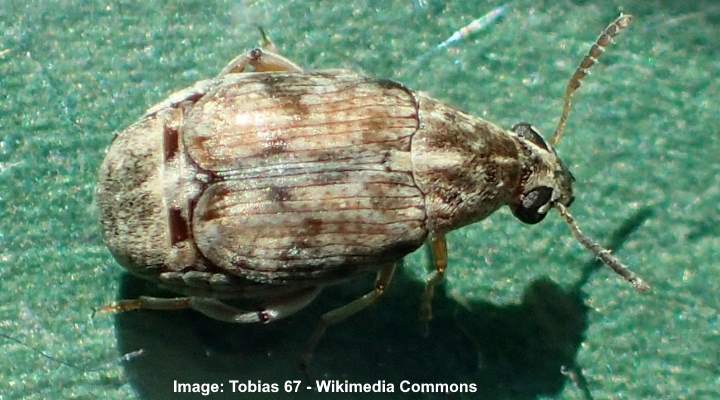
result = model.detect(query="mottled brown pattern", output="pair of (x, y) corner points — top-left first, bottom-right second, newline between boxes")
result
(97, 110), (176, 273)
(268, 185), (292, 203)
(190, 135), (212, 167)
(258, 74), (312, 117)
(168, 207), (190, 244)
(198, 185), (231, 222)
(186, 71), (427, 283)
(516, 141), (535, 195)
(422, 102), (518, 161)
(304, 218), (325, 236)
(163, 124), (179, 161)
(260, 138), (288, 157)
(100, 70), (531, 285)
(184, 71), (417, 172)
(484, 160), (498, 187)
(412, 95), (524, 232)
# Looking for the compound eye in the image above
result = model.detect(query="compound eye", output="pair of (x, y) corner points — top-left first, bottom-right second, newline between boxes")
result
(511, 186), (554, 224)
(511, 122), (550, 151)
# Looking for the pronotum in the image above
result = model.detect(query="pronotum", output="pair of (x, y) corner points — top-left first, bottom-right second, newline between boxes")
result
(96, 14), (648, 363)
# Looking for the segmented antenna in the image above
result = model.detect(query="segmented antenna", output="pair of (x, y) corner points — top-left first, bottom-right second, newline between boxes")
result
(550, 14), (633, 147)
(555, 203), (649, 292)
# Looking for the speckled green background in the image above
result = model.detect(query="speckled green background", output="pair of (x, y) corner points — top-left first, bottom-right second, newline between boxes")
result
(1, 1), (718, 399)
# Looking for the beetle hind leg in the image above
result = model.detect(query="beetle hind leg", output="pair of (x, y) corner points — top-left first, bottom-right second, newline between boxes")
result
(96, 287), (321, 324)
(301, 263), (397, 368)
(96, 296), (191, 315)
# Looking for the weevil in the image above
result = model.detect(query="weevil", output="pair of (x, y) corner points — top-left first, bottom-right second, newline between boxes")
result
(97, 15), (648, 363)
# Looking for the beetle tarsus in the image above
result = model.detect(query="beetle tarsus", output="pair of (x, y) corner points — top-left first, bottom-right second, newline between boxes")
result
(94, 300), (142, 315)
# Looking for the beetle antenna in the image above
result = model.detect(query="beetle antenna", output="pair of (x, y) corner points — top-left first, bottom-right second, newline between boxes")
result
(555, 203), (649, 292)
(550, 14), (633, 147)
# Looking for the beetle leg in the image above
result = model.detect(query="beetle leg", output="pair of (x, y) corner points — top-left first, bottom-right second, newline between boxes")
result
(218, 48), (303, 76)
(96, 287), (321, 324)
(257, 26), (279, 53)
(96, 296), (191, 314)
(188, 287), (321, 324)
(419, 232), (448, 328)
(301, 263), (396, 367)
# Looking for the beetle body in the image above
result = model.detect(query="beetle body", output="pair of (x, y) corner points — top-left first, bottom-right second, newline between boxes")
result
(98, 15), (646, 354)
(98, 69), (563, 299)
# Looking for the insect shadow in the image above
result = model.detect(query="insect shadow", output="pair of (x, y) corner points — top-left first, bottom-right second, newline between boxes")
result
(113, 209), (652, 400)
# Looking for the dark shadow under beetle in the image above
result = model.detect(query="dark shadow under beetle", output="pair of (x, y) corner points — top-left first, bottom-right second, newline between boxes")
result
(113, 209), (651, 400)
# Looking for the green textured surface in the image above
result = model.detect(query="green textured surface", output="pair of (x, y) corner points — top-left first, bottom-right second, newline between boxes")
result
(1, 1), (719, 399)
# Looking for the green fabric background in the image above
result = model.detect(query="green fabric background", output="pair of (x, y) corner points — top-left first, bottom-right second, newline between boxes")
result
(1, 1), (718, 399)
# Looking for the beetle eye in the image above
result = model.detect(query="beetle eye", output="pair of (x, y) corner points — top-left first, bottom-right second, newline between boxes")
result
(511, 186), (553, 224)
(511, 122), (549, 151)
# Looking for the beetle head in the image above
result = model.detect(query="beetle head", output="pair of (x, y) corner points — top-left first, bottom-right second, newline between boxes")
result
(496, 14), (649, 292)
(508, 123), (575, 224)
(503, 14), (634, 227)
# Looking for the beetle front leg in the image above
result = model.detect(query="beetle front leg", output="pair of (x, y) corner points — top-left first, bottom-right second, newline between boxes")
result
(218, 47), (303, 76)
(301, 263), (396, 368)
(419, 233), (448, 328)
